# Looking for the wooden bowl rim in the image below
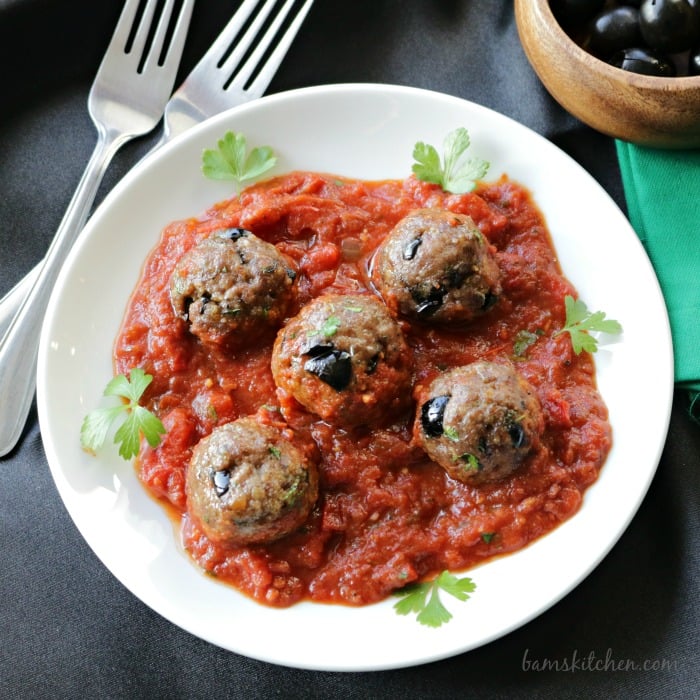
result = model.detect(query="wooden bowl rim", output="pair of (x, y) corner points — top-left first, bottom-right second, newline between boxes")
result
(521, 0), (700, 90)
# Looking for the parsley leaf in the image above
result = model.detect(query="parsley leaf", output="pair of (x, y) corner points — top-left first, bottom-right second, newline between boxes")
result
(412, 127), (490, 194)
(202, 131), (276, 193)
(555, 295), (623, 354)
(393, 570), (476, 627)
(319, 315), (341, 338)
(80, 368), (166, 460)
(443, 426), (460, 442)
(512, 329), (541, 359)
(454, 453), (480, 472)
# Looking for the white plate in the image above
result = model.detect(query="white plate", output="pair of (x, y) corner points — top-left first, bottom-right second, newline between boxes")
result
(37, 84), (673, 671)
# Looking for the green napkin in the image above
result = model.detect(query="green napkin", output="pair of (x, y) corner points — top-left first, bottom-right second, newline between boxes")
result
(616, 141), (700, 421)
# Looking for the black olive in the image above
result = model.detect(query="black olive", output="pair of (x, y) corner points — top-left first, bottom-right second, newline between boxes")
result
(303, 344), (352, 391)
(218, 227), (250, 240)
(411, 284), (446, 316)
(610, 46), (677, 75)
(304, 343), (335, 358)
(477, 436), (491, 455)
(366, 353), (379, 374)
(507, 420), (526, 449)
(403, 237), (422, 261)
(183, 296), (194, 320)
(639, 0), (700, 53)
(691, 47), (700, 75)
(551, 0), (605, 28)
(415, 296), (444, 316)
(184, 293), (211, 322)
(586, 6), (642, 58)
(213, 469), (230, 497)
(445, 266), (469, 289)
(481, 290), (499, 310)
(286, 268), (297, 281)
(421, 395), (450, 438)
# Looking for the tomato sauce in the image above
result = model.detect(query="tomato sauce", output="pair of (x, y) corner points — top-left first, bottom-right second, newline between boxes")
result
(114, 171), (612, 607)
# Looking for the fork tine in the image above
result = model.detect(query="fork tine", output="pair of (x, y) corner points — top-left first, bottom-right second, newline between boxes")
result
(142, 0), (195, 74)
(237, 0), (314, 98)
(143, 0), (177, 68)
(228, 0), (296, 90)
(107, 0), (142, 53)
(218, 0), (279, 80)
(194, 0), (261, 73)
(128, 0), (159, 60)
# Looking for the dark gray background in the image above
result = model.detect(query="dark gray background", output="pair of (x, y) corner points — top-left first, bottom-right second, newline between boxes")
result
(1, 1), (699, 698)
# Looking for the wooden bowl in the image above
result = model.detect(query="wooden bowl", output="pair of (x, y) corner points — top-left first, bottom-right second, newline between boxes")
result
(514, 0), (700, 148)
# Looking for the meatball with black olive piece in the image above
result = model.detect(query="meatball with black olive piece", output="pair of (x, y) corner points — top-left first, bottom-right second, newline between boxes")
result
(186, 417), (318, 546)
(414, 361), (543, 484)
(271, 293), (413, 427)
(170, 227), (296, 347)
(372, 208), (501, 324)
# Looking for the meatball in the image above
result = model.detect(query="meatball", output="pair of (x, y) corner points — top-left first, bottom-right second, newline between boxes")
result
(186, 417), (318, 545)
(372, 208), (501, 324)
(271, 293), (412, 427)
(414, 361), (543, 484)
(170, 227), (296, 347)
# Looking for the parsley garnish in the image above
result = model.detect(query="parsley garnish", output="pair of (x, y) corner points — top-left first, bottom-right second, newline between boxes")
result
(80, 368), (166, 460)
(202, 130), (276, 193)
(512, 329), (541, 358)
(394, 570), (476, 627)
(481, 532), (495, 544)
(555, 295), (622, 354)
(412, 127), (490, 194)
(443, 426), (460, 442)
(455, 453), (480, 472)
(319, 315), (341, 338)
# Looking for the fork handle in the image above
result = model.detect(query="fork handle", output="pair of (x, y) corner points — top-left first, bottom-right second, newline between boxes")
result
(0, 128), (126, 457)
(0, 267), (36, 344)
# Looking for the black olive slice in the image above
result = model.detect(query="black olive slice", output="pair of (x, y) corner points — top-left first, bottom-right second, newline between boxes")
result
(303, 345), (352, 391)
(415, 298), (443, 316)
(508, 421), (526, 449)
(218, 227), (250, 240)
(183, 296), (194, 321)
(403, 237), (422, 260)
(421, 395), (450, 437)
(411, 285), (446, 316)
(304, 343), (334, 358)
(481, 290), (499, 310)
(213, 469), (230, 497)
(445, 267), (469, 289)
(366, 353), (379, 375)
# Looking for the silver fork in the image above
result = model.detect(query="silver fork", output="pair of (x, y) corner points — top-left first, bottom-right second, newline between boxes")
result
(161, 0), (315, 143)
(0, 0), (194, 456)
(0, 0), (315, 456)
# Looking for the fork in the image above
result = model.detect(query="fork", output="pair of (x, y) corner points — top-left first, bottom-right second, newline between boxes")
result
(0, 0), (194, 456)
(0, 0), (315, 456)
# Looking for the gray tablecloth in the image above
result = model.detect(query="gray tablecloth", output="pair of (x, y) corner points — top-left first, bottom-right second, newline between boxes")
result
(1, 1), (699, 697)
